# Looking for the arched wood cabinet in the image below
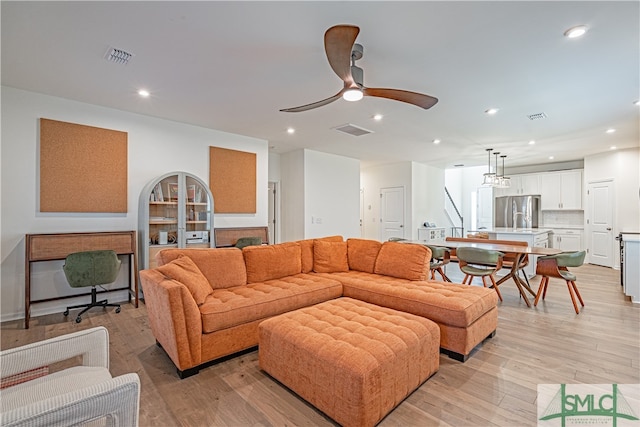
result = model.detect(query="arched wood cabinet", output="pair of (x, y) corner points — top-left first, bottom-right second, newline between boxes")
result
(138, 172), (214, 269)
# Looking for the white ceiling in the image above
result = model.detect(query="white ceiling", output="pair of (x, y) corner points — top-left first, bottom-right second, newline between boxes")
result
(2, 1), (638, 169)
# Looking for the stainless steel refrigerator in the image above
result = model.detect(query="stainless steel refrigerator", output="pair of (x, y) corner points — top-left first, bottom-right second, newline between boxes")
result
(494, 195), (541, 228)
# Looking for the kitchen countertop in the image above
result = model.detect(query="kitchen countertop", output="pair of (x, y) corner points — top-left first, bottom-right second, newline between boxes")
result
(471, 228), (552, 236)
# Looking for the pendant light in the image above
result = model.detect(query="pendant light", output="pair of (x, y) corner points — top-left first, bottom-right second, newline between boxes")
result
(482, 148), (496, 186)
(498, 155), (511, 188)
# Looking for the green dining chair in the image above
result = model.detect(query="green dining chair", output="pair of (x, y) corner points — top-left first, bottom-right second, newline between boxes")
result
(235, 236), (263, 249)
(456, 247), (504, 301)
(535, 251), (586, 314)
(427, 245), (451, 282)
(62, 250), (122, 323)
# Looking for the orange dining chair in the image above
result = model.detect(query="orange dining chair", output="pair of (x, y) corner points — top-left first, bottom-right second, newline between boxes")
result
(456, 247), (504, 301)
(534, 251), (586, 314)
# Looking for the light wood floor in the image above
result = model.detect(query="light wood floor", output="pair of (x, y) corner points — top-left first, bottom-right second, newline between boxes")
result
(2, 263), (638, 426)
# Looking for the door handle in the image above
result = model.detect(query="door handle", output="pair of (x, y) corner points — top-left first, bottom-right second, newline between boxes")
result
(400, 225), (404, 228)
(606, 227), (612, 231)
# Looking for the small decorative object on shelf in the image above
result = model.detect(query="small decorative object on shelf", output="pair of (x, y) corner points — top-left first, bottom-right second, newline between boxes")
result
(139, 172), (215, 269)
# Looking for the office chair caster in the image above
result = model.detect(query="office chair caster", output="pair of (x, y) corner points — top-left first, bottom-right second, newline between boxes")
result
(115, 306), (121, 313)
(63, 309), (70, 316)
(75, 316), (82, 323)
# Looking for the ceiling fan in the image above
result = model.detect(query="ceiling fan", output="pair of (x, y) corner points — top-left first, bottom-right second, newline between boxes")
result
(280, 24), (438, 112)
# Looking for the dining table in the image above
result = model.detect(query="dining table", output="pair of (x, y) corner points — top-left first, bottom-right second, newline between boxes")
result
(413, 240), (562, 307)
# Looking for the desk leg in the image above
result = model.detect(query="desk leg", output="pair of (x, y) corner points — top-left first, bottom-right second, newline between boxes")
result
(25, 263), (31, 329)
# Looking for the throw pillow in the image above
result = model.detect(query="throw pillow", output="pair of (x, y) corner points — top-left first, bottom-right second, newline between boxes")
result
(299, 235), (344, 273)
(347, 238), (382, 273)
(243, 242), (302, 283)
(156, 256), (212, 305)
(313, 240), (349, 273)
(374, 242), (432, 281)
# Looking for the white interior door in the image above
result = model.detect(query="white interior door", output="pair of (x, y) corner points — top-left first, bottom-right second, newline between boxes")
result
(380, 186), (405, 241)
(587, 180), (614, 267)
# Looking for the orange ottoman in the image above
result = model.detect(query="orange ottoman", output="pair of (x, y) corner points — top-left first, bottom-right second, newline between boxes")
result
(258, 297), (440, 427)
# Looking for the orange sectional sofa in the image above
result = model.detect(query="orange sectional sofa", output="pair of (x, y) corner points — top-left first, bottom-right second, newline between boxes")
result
(139, 236), (498, 378)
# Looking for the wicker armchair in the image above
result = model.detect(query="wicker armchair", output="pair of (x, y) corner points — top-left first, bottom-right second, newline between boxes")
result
(0, 326), (140, 426)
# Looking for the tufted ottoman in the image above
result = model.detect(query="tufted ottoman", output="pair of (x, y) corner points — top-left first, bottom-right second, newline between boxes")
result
(258, 297), (440, 427)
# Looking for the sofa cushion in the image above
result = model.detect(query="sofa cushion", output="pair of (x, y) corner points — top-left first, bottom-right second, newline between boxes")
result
(199, 274), (343, 333)
(243, 242), (302, 283)
(155, 248), (247, 289)
(299, 235), (344, 273)
(374, 242), (432, 281)
(156, 256), (213, 305)
(313, 240), (349, 273)
(347, 238), (382, 273)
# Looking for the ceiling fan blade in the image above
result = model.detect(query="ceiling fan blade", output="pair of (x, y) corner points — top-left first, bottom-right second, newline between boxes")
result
(324, 25), (360, 85)
(363, 87), (439, 109)
(280, 90), (344, 113)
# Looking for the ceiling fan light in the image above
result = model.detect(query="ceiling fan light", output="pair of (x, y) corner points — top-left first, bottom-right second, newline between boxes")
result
(343, 88), (363, 102)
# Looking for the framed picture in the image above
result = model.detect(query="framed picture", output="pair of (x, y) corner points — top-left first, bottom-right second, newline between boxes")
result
(167, 182), (179, 202)
(187, 185), (196, 203)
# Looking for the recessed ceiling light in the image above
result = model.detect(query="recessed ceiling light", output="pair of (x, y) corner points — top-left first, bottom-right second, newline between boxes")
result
(287, 127), (295, 134)
(610, 146), (617, 150)
(485, 108), (499, 115)
(634, 100), (640, 106)
(433, 139), (441, 144)
(606, 128), (616, 134)
(549, 156), (554, 160)
(138, 89), (150, 97)
(529, 140), (535, 145)
(564, 25), (588, 38)
(373, 114), (383, 121)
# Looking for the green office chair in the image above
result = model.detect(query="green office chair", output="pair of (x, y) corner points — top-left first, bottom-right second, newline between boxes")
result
(63, 250), (122, 323)
(456, 247), (504, 301)
(235, 236), (263, 249)
(387, 237), (407, 242)
(535, 251), (586, 314)
(427, 245), (451, 282)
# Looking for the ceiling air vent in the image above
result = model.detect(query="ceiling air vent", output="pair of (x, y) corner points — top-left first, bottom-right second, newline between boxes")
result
(527, 112), (547, 121)
(104, 47), (134, 65)
(332, 123), (373, 137)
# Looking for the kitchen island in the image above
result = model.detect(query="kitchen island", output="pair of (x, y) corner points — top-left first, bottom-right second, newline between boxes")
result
(469, 228), (551, 277)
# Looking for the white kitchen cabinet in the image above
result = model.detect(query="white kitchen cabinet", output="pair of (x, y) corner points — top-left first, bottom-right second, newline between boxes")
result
(622, 234), (640, 303)
(549, 229), (583, 251)
(539, 170), (583, 210)
(494, 173), (540, 196)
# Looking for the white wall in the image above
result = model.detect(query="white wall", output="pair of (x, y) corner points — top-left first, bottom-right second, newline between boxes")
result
(304, 150), (360, 239)
(412, 163), (447, 238)
(1, 87), (268, 321)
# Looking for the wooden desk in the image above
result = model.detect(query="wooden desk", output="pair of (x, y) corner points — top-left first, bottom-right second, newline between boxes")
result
(412, 240), (561, 307)
(213, 226), (269, 248)
(24, 231), (139, 329)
